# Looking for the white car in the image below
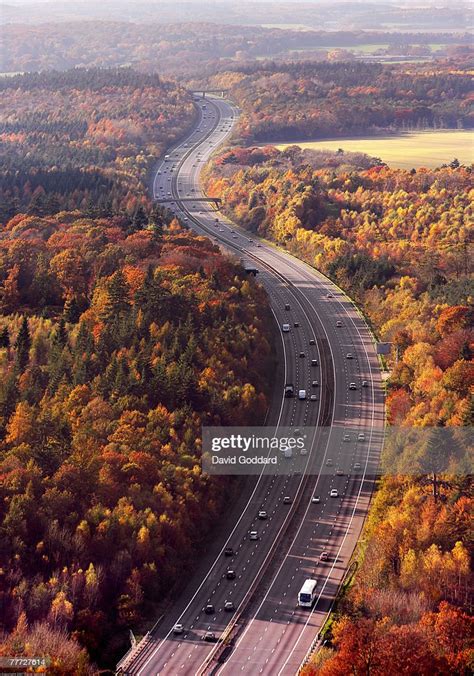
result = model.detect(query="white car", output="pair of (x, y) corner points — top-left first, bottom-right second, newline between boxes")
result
(312, 495), (320, 503)
(349, 383), (357, 390)
(249, 531), (259, 540)
(346, 353), (354, 359)
(298, 389), (307, 400)
(358, 433), (365, 441)
(282, 324), (290, 332)
(330, 489), (339, 498)
(343, 434), (350, 442)
(353, 462), (362, 470)
(258, 510), (267, 519)
(336, 320), (343, 327)
(173, 623), (184, 634)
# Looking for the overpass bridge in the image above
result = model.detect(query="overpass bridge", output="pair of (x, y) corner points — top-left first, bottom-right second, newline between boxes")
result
(155, 196), (222, 207)
(191, 89), (229, 99)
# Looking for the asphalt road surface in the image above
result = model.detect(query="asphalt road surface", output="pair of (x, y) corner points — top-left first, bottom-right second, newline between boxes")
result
(118, 95), (385, 676)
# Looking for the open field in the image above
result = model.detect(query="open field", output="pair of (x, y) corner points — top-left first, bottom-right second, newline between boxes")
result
(287, 44), (391, 54)
(273, 130), (474, 168)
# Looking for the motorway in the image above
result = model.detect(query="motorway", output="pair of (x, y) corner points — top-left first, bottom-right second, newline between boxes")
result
(118, 95), (385, 675)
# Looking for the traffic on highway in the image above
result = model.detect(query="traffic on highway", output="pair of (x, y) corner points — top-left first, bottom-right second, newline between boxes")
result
(118, 95), (385, 676)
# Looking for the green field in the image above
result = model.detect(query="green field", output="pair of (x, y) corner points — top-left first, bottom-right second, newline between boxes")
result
(273, 130), (474, 169)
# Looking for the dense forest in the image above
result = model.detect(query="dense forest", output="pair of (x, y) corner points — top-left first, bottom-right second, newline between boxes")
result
(203, 61), (473, 142)
(0, 212), (272, 669)
(0, 67), (274, 671)
(1, 20), (471, 77)
(0, 68), (195, 222)
(205, 146), (473, 671)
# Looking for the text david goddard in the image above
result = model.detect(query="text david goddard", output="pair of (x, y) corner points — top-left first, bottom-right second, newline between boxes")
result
(211, 455), (278, 465)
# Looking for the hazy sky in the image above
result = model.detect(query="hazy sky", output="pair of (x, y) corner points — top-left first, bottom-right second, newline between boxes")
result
(3, 0), (464, 4)
(2, 0), (469, 4)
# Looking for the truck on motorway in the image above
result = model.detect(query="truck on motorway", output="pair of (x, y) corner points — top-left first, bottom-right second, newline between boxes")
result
(298, 578), (318, 607)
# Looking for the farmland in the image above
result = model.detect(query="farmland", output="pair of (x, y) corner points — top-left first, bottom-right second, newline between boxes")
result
(273, 130), (473, 168)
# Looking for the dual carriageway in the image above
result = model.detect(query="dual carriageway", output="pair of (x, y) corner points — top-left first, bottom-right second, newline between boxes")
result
(118, 95), (385, 676)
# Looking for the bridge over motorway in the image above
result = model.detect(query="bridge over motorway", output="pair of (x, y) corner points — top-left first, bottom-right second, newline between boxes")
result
(191, 89), (229, 98)
(155, 196), (222, 207)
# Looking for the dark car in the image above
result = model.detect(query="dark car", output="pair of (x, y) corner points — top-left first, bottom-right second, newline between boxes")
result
(224, 546), (234, 556)
(204, 604), (215, 614)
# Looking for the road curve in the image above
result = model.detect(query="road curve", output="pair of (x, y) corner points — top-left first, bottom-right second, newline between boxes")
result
(117, 95), (385, 676)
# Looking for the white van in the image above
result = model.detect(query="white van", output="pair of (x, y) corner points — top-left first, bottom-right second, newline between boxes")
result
(298, 389), (307, 400)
